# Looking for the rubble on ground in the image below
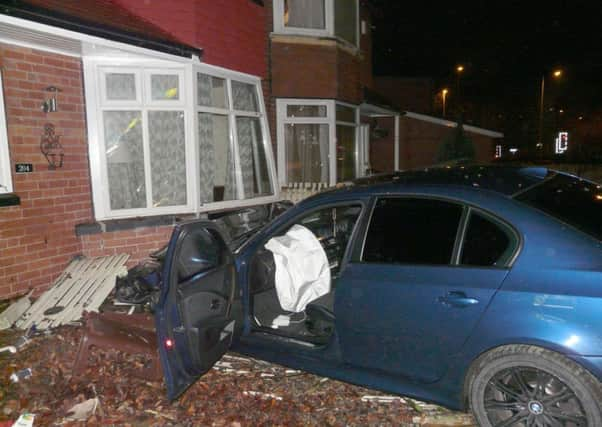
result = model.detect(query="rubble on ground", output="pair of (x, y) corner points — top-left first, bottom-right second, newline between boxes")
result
(0, 325), (475, 426)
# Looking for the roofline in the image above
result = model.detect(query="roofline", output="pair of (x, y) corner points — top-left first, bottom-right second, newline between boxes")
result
(404, 111), (504, 138)
(0, 0), (202, 58)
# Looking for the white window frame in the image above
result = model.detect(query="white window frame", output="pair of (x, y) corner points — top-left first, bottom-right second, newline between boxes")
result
(84, 58), (278, 220)
(0, 72), (13, 194)
(273, 0), (359, 46)
(193, 63), (278, 211)
(276, 98), (359, 187)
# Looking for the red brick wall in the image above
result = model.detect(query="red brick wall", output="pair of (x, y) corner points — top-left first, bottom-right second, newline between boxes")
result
(0, 44), (92, 298)
(397, 117), (495, 170)
(81, 226), (173, 269)
(113, 0), (267, 78)
(271, 40), (338, 99)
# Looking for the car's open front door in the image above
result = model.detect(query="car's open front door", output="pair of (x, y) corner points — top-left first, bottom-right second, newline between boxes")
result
(155, 221), (240, 400)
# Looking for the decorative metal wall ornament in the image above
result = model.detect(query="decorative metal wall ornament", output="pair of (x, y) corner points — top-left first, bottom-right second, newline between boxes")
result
(40, 123), (64, 169)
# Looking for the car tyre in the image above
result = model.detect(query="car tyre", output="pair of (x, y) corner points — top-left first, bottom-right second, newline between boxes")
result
(467, 344), (602, 427)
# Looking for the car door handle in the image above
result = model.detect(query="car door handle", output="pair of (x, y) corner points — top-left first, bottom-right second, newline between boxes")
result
(438, 291), (479, 307)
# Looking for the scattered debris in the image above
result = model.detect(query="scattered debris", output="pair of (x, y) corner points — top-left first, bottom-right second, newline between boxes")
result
(15, 254), (129, 330)
(12, 336), (30, 352)
(0, 346), (16, 354)
(0, 292), (32, 330)
(72, 312), (160, 381)
(9, 368), (32, 383)
(10, 413), (34, 427)
(144, 409), (177, 422)
(65, 398), (99, 421)
(412, 413), (476, 426)
(0, 324), (475, 425)
(361, 395), (406, 403)
(243, 391), (283, 401)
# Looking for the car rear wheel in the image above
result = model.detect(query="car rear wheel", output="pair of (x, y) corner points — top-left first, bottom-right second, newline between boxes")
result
(467, 345), (602, 427)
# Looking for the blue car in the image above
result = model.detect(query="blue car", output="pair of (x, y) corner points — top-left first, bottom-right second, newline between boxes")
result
(155, 166), (602, 426)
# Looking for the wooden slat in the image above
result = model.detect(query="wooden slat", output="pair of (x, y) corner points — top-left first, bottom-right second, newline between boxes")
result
(15, 254), (129, 330)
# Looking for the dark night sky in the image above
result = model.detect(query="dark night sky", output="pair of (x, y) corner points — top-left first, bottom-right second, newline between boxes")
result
(371, 1), (602, 117)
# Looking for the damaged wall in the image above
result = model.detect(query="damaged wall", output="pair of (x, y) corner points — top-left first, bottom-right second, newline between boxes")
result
(0, 43), (91, 298)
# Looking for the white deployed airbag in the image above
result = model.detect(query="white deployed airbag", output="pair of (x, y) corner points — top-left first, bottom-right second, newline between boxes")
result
(264, 224), (331, 312)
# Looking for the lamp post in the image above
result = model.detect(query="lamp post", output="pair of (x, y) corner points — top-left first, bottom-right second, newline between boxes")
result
(442, 88), (449, 118)
(537, 69), (562, 152)
(455, 65), (464, 114)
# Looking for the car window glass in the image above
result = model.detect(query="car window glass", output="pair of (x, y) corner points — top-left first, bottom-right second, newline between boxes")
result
(294, 204), (362, 277)
(460, 212), (514, 267)
(363, 198), (462, 265)
(177, 228), (224, 283)
(514, 173), (602, 241)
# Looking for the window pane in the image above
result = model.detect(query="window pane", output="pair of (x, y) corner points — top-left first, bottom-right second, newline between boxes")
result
(297, 205), (362, 277)
(149, 111), (187, 207)
(285, 123), (329, 184)
(336, 125), (356, 181)
(515, 173), (602, 241)
(236, 117), (273, 198)
(286, 104), (327, 117)
(151, 74), (179, 100)
(335, 0), (357, 44)
(104, 111), (146, 209)
(363, 198), (463, 265)
(232, 81), (259, 112)
(461, 213), (512, 267)
(284, 0), (326, 29)
(106, 73), (136, 100)
(198, 113), (237, 203)
(197, 73), (228, 108)
(336, 104), (356, 123)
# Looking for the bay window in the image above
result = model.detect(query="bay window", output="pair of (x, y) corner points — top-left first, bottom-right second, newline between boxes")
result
(85, 60), (277, 220)
(277, 99), (359, 186)
(273, 0), (359, 46)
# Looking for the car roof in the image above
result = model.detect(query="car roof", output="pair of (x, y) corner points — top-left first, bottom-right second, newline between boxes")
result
(317, 165), (554, 199)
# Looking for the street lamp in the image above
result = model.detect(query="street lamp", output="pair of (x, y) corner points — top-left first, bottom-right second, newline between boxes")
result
(537, 68), (563, 151)
(442, 88), (449, 117)
(455, 65), (465, 113)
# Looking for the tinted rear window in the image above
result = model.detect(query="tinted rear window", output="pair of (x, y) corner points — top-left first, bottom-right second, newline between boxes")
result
(363, 198), (463, 265)
(515, 174), (602, 241)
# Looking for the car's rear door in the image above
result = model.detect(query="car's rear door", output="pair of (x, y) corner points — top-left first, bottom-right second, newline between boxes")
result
(155, 221), (240, 400)
(335, 197), (517, 382)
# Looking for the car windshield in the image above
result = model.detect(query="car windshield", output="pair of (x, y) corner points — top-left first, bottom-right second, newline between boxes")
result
(210, 202), (292, 250)
(514, 173), (602, 241)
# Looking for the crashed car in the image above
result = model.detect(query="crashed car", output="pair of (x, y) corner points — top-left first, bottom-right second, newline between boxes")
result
(154, 165), (602, 426)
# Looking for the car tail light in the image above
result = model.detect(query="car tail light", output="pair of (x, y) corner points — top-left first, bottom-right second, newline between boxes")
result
(165, 338), (174, 350)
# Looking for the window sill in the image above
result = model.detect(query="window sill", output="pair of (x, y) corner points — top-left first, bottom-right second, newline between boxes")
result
(270, 33), (360, 56)
(75, 214), (196, 236)
(0, 193), (20, 207)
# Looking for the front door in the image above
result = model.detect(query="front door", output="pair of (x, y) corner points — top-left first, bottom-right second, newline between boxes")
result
(335, 197), (515, 382)
(155, 221), (240, 400)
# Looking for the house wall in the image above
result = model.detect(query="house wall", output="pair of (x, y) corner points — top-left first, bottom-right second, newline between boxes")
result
(113, 0), (267, 78)
(0, 2), (271, 300)
(397, 117), (495, 170)
(0, 43), (92, 298)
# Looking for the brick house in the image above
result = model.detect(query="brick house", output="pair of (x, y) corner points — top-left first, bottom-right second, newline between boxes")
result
(0, 0), (277, 299)
(263, 0), (502, 188)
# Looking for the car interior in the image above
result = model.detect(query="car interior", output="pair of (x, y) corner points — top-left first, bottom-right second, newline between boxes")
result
(248, 204), (362, 344)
